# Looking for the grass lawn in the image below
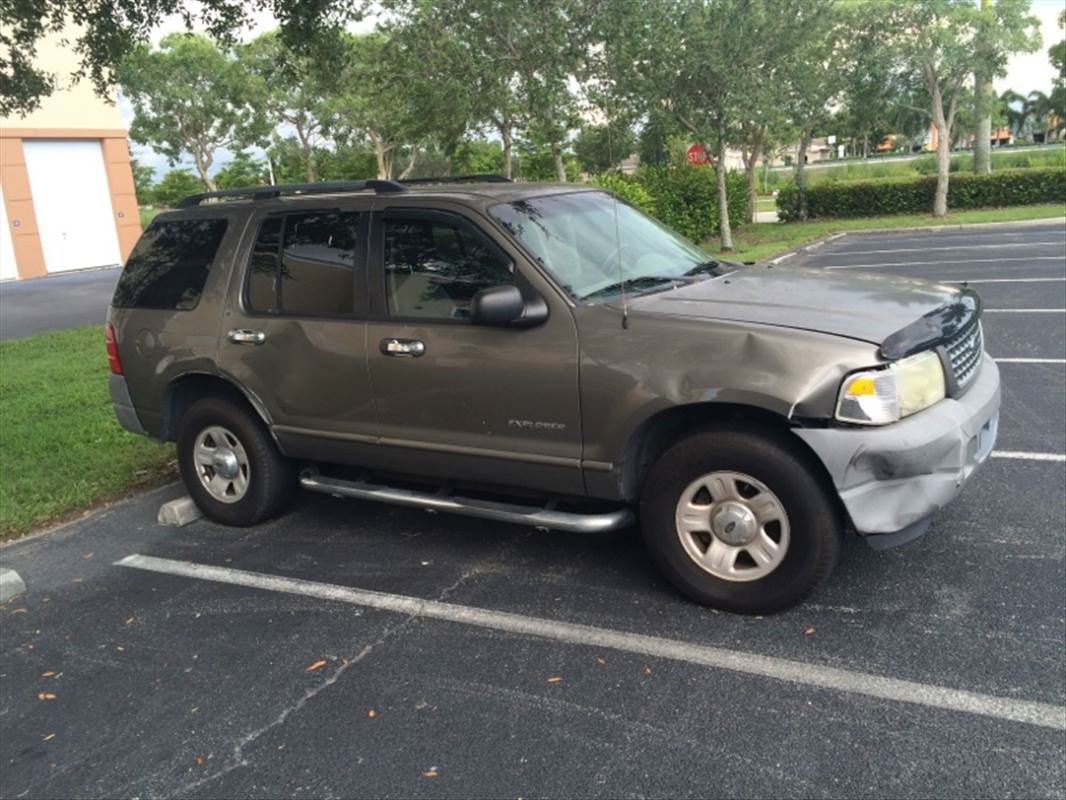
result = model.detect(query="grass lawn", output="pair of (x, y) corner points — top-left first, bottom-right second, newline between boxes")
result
(0, 327), (175, 540)
(139, 206), (160, 228)
(707, 203), (1066, 263)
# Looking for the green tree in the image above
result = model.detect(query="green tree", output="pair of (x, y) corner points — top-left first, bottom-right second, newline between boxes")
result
(151, 169), (203, 208)
(973, 0), (995, 174)
(240, 31), (343, 182)
(214, 151), (269, 189)
(1, 1), (357, 116)
(449, 139), (504, 176)
(1049, 10), (1066, 136)
(573, 122), (637, 174)
(130, 159), (156, 206)
(117, 33), (269, 191)
(599, 0), (822, 248)
(873, 0), (1039, 216)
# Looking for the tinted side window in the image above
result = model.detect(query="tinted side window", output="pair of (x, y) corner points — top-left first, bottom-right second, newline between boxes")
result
(384, 218), (514, 319)
(113, 219), (228, 310)
(246, 212), (360, 315)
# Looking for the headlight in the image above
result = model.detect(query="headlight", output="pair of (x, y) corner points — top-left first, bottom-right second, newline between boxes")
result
(836, 350), (946, 425)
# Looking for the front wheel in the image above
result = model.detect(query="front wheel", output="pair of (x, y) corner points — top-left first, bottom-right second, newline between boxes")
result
(640, 428), (841, 614)
(177, 397), (295, 526)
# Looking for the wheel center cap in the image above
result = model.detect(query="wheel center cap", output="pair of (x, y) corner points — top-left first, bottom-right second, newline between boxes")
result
(212, 449), (240, 479)
(711, 502), (757, 546)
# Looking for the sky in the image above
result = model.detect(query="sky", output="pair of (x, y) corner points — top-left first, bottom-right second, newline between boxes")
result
(121, 0), (1066, 178)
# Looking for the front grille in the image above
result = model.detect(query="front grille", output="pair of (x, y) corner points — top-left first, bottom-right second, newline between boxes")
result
(946, 322), (983, 389)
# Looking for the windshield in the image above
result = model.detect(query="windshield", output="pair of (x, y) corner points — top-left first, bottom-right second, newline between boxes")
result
(489, 191), (725, 302)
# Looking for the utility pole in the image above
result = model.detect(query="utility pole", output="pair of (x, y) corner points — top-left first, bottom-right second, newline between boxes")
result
(973, 0), (994, 174)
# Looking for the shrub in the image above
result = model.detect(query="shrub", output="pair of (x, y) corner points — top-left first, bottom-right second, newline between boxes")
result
(631, 165), (747, 241)
(776, 167), (1066, 221)
(591, 171), (658, 217)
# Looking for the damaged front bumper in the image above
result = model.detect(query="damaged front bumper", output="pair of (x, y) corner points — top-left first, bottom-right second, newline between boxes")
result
(794, 356), (1000, 549)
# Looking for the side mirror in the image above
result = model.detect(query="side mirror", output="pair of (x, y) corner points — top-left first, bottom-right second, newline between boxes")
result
(470, 284), (547, 328)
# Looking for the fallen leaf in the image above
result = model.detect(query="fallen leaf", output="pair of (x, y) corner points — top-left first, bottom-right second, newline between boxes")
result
(124, 617), (134, 625)
(42, 733), (56, 742)
(195, 756), (204, 766)
(40, 671), (56, 678)
(37, 692), (57, 701)
(71, 578), (84, 583)
(305, 659), (327, 672)
(83, 553), (94, 560)
(422, 769), (439, 778)
(115, 646), (125, 652)
(190, 707), (199, 714)
(803, 627), (816, 636)
(11, 608), (27, 614)
(595, 657), (607, 666)
(546, 676), (563, 683)
(643, 667), (653, 676)
(367, 709), (377, 718)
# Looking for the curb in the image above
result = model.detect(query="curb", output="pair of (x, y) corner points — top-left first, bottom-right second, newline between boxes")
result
(757, 216), (1065, 266)
(0, 567), (26, 603)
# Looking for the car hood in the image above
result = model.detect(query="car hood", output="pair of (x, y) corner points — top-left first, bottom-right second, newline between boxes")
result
(629, 265), (971, 349)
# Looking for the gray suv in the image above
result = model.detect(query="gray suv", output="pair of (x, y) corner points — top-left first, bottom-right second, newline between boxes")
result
(107, 177), (1000, 613)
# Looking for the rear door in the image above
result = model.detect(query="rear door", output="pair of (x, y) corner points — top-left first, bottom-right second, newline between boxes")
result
(218, 202), (377, 463)
(363, 203), (584, 495)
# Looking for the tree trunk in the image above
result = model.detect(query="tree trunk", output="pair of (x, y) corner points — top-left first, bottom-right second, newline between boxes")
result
(715, 135), (734, 251)
(794, 129), (811, 221)
(551, 141), (567, 182)
(862, 135), (869, 160)
(973, 73), (993, 174)
(934, 118), (951, 216)
(370, 132), (391, 180)
(398, 146), (418, 180)
(194, 150), (216, 192)
(973, 0), (993, 174)
(499, 118), (513, 179)
(742, 127), (764, 224)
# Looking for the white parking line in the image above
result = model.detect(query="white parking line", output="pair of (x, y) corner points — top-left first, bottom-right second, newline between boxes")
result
(983, 308), (1066, 313)
(953, 277), (1066, 284)
(991, 451), (1066, 462)
(823, 256), (1065, 270)
(116, 553), (1066, 731)
(834, 242), (1066, 256)
(994, 358), (1066, 364)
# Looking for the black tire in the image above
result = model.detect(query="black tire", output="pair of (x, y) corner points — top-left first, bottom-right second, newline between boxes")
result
(177, 396), (295, 526)
(639, 427), (841, 614)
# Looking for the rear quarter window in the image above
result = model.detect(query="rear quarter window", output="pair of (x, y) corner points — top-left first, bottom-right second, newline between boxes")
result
(112, 218), (229, 310)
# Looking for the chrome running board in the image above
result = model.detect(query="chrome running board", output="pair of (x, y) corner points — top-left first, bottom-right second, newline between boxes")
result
(299, 470), (633, 533)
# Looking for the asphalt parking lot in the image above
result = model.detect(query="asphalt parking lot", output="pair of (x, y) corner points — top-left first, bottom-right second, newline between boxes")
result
(1, 220), (1064, 799)
(0, 267), (120, 340)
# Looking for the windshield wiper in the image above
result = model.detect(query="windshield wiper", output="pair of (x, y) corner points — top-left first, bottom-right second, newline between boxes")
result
(681, 258), (724, 277)
(581, 275), (680, 301)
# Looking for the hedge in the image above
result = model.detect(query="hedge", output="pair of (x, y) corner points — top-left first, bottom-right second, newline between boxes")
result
(776, 167), (1066, 221)
(592, 166), (747, 242)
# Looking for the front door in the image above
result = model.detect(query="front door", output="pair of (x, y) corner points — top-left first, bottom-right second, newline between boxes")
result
(364, 206), (584, 495)
(219, 204), (377, 464)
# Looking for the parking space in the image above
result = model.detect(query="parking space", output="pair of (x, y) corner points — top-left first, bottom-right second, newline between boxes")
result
(1, 221), (1064, 798)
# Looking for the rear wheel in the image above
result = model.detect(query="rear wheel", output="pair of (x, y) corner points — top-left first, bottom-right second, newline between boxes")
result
(640, 428), (841, 614)
(177, 397), (294, 526)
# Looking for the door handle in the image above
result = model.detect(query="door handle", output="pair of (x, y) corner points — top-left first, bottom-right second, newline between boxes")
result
(380, 337), (425, 357)
(227, 329), (266, 345)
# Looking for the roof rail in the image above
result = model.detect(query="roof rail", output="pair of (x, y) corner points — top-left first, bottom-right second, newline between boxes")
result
(176, 179), (408, 208)
(399, 174), (513, 185)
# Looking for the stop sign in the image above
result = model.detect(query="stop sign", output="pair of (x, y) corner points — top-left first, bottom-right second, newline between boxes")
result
(686, 143), (710, 166)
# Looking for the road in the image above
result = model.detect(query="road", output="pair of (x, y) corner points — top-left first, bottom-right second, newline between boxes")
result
(1, 221), (1064, 798)
(0, 267), (120, 340)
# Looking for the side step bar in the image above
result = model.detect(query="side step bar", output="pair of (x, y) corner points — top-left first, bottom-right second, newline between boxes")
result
(299, 471), (634, 533)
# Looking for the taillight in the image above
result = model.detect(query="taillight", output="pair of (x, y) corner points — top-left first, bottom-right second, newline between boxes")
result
(105, 322), (123, 375)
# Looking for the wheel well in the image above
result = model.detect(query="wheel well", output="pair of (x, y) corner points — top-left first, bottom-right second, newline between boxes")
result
(619, 403), (837, 505)
(161, 374), (269, 442)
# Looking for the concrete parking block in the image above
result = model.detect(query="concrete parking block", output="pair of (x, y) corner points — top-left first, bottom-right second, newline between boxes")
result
(0, 567), (26, 602)
(157, 495), (202, 527)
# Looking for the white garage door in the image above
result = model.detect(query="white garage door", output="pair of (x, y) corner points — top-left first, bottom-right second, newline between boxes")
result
(23, 140), (121, 273)
(0, 185), (17, 281)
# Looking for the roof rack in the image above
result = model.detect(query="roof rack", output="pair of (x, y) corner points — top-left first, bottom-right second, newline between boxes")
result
(176, 174), (513, 208)
(400, 174), (513, 185)
(176, 179), (408, 208)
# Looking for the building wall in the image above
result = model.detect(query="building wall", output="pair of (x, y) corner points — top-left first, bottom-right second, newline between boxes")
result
(0, 25), (140, 280)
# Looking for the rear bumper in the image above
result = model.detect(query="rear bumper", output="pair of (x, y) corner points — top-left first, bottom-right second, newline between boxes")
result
(794, 356), (1000, 545)
(109, 374), (148, 437)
